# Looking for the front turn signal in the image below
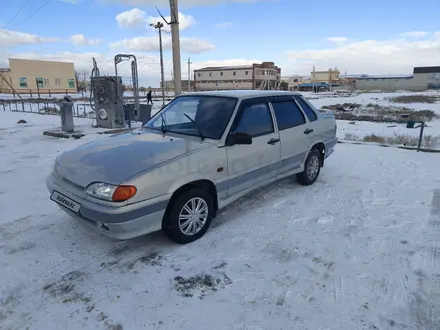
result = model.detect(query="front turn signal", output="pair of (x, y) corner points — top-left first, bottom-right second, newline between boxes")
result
(112, 185), (137, 202)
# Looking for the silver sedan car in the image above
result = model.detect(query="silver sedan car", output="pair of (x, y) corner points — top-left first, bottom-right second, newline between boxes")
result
(46, 90), (337, 244)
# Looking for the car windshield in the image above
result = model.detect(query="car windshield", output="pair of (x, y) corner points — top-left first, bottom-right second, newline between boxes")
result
(143, 95), (238, 139)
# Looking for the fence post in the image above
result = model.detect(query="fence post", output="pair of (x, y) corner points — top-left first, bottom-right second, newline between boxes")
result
(21, 101), (25, 112)
(417, 121), (425, 152)
(36, 79), (40, 98)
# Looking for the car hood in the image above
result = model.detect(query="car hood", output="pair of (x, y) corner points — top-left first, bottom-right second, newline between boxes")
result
(55, 129), (208, 187)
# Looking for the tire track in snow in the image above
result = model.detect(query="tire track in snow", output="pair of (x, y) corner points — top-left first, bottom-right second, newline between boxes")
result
(398, 276), (410, 306)
(371, 276), (393, 304)
(333, 277), (344, 303)
(423, 241), (440, 271)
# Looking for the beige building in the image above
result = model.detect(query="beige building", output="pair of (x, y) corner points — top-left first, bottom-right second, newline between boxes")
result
(311, 68), (340, 84)
(194, 62), (281, 91)
(0, 58), (77, 95)
(283, 75), (304, 90)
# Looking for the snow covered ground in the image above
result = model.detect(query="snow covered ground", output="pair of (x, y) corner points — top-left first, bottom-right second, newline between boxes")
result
(305, 91), (440, 146)
(1, 111), (440, 329)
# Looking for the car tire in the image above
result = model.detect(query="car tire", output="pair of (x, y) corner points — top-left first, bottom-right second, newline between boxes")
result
(296, 149), (321, 186)
(164, 188), (214, 244)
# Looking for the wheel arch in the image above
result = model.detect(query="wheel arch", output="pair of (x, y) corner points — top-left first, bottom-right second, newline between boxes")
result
(310, 141), (326, 167)
(162, 179), (219, 230)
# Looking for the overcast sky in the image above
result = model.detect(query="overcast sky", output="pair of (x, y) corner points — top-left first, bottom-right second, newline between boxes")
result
(1, 0), (439, 86)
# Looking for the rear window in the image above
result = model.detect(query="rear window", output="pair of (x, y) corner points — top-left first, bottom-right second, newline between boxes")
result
(271, 101), (306, 130)
(294, 96), (318, 122)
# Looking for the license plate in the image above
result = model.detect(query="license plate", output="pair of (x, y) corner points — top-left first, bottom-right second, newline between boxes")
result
(50, 191), (81, 213)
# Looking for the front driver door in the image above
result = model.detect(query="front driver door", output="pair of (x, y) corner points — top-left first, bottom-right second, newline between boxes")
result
(225, 98), (281, 198)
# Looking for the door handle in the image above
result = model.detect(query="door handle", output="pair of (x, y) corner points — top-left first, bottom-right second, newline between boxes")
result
(267, 138), (280, 145)
(304, 128), (314, 135)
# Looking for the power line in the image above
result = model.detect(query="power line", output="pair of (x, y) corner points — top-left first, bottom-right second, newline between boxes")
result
(0, 0), (31, 31)
(11, 0), (52, 30)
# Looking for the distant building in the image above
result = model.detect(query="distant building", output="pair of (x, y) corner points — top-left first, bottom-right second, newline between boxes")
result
(413, 66), (440, 90)
(355, 66), (440, 91)
(282, 75), (304, 90)
(161, 79), (195, 92)
(0, 58), (77, 95)
(355, 74), (416, 91)
(311, 68), (340, 84)
(194, 62), (281, 91)
(339, 74), (369, 84)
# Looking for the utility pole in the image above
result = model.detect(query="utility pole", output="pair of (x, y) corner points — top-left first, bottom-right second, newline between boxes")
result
(169, 0), (182, 96)
(150, 21), (166, 107)
(187, 57), (192, 93)
(312, 66), (316, 93)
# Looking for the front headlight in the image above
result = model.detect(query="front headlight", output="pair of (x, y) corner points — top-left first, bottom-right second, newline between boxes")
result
(86, 182), (137, 202)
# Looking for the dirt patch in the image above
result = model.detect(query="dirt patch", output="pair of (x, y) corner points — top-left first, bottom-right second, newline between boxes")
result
(389, 95), (440, 104)
(126, 252), (165, 270)
(43, 270), (86, 298)
(100, 260), (121, 269)
(98, 312), (124, 330)
(174, 273), (232, 299)
(323, 103), (438, 122)
(213, 262), (227, 269)
(5, 242), (36, 254)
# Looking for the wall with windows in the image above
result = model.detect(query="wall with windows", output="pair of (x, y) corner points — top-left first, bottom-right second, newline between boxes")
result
(196, 68), (253, 82)
(6, 58), (77, 94)
(195, 67), (254, 90)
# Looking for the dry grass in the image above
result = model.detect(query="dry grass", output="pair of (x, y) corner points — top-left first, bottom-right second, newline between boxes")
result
(389, 95), (440, 104)
(363, 134), (387, 143)
(342, 132), (440, 148)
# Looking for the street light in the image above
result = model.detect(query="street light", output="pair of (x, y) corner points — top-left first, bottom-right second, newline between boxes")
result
(150, 21), (165, 107)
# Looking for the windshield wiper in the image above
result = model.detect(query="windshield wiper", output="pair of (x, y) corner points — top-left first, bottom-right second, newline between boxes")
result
(183, 113), (204, 141)
(160, 113), (167, 135)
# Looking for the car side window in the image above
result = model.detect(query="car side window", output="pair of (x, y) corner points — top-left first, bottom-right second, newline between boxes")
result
(294, 96), (318, 122)
(271, 101), (306, 131)
(233, 102), (274, 137)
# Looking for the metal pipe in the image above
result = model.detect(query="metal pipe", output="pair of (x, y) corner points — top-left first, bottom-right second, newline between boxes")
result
(158, 25), (166, 107)
(417, 121), (425, 152)
(169, 0), (182, 96)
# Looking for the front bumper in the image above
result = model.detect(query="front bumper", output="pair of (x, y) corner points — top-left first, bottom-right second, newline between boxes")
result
(46, 173), (169, 240)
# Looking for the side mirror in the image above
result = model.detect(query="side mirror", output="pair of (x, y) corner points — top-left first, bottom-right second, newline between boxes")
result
(226, 132), (252, 146)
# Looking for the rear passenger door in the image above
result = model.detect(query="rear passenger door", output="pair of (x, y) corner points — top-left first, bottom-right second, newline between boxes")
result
(225, 98), (281, 197)
(270, 98), (310, 176)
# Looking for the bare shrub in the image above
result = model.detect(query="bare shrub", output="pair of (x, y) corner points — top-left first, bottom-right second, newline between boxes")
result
(421, 135), (440, 148)
(363, 134), (387, 143)
(343, 133), (360, 141)
(388, 134), (419, 146)
(358, 133), (440, 148)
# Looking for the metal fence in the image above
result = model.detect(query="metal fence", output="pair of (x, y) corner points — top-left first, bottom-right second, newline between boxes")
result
(0, 98), (93, 118)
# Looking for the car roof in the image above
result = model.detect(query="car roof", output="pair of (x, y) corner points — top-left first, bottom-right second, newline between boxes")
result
(184, 90), (302, 99)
